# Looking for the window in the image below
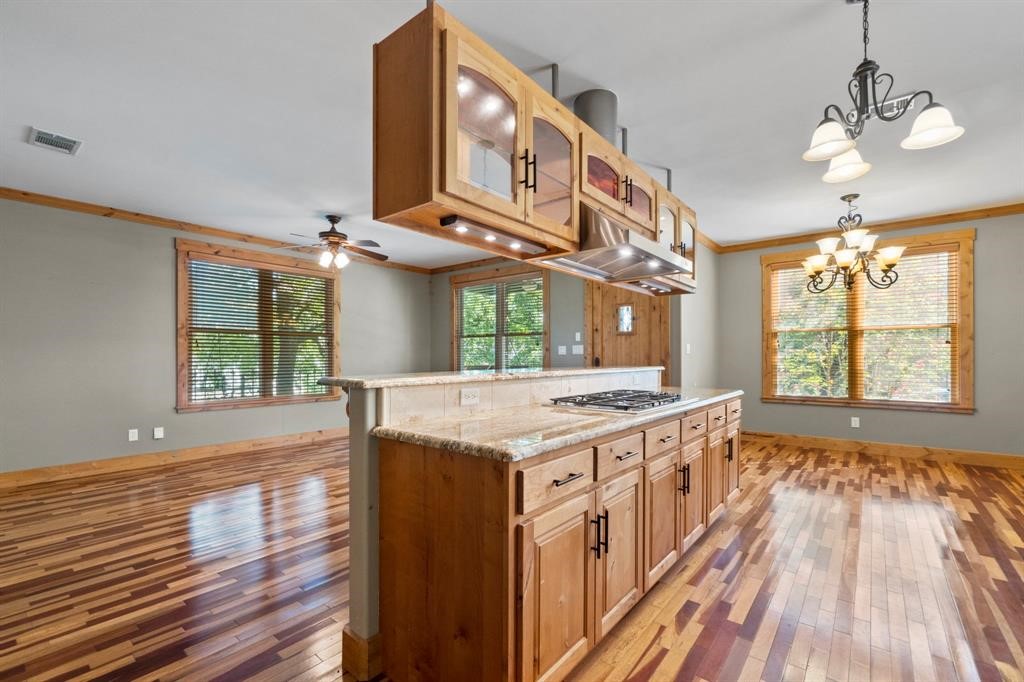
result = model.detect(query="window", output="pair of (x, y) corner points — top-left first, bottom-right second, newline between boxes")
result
(762, 229), (974, 413)
(451, 266), (548, 371)
(176, 239), (340, 411)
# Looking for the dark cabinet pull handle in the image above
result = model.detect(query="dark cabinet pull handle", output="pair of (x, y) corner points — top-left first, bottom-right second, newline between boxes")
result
(600, 511), (610, 553)
(659, 435), (677, 443)
(714, 416), (725, 422)
(626, 177), (634, 206)
(590, 517), (602, 558)
(615, 450), (640, 462)
(691, 423), (705, 430)
(677, 463), (691, 494)
(726, 441), (734, 462)
(519, 149), (536, 190)
(553, 471), (584, 487)
(732, 409), (742, 414)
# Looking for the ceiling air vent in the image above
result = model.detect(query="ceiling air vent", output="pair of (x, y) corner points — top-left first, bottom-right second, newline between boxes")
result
(27, 127), (83, 155)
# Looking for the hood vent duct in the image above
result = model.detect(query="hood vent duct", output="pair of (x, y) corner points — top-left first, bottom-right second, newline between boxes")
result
(574, 89), (618, 145)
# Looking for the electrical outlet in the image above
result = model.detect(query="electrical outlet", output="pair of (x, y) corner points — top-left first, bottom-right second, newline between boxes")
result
(460, 387), (480, 406)
(571, 344), (584, 355)
(153, 426), (165, 440)
(685, 343), (692, 355)
(128, 428), (139, 442)
(557, 345), (567, 355)
(850, 416), (860, 428)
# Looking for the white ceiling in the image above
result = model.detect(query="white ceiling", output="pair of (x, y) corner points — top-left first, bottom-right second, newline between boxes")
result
(2, 1), (1022, 267)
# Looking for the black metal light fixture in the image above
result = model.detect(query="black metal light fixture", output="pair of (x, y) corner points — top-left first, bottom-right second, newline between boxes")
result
(802, 0), (965, 183)
(802, 194), (905, 293)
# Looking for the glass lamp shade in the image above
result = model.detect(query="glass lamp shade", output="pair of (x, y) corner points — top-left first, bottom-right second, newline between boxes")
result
(334, 251), (351, 269)
(834, 249), (858, 268)
(874, 254), (889, 271)
(802, 119), (856, 162)
(823, 149), (871, 183)
(816, 237), (841, 255)
(802, 260), (816, 277)
(842, 228), (869, 249)
(859, 234), (878, 253)
(806, 253), (831, 273)
(877, 245), (905, 266)
(900, 103), (965, 150)
(318, 250), (334, 268)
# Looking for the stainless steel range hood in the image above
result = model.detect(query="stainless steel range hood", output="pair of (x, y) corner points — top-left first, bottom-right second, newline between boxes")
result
(540, 204), (693, 283)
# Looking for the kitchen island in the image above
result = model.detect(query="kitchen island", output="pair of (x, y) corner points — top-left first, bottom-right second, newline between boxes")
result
(322, 368), (741, 681)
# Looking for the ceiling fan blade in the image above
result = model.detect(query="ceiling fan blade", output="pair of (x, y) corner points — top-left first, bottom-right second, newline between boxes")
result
(346, 239), (381, 248)
(343, 244), (389, 261)
(270, 243), (318, 251)
(290, 232), (320, 240)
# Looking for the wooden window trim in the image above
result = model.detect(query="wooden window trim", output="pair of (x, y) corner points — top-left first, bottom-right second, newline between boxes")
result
(760, 228), (974, 414)
(449, 264), (550, 371)
(175, 238), (341, 412)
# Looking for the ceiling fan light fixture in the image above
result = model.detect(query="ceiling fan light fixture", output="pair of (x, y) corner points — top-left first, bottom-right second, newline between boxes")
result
(334, 251), (351, 269)
(318, 250), (334, 268)
(822, 149), (871, 183)
(900, 103), (965, 150)
(802, 118), (855, 162)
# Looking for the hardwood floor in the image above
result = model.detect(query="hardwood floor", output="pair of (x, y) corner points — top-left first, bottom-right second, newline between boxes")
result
(2, 435), (1022, 681)
(0, 438), (351, 681)
(572, 434), (1024, 682)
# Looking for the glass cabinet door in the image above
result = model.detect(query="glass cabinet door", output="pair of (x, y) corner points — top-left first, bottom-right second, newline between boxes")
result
(442, 31), (525, 220)
(658, 201), (678, 251)
(525, 93), (576, 241)
(580, 128), (625, 214)
(622, 159), (656, 235)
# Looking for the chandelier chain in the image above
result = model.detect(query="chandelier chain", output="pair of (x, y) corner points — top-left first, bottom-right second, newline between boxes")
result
(862, 0), (870, 60)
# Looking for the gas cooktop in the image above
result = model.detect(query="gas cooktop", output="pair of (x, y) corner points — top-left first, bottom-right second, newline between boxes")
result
(549, 389), (697, 413)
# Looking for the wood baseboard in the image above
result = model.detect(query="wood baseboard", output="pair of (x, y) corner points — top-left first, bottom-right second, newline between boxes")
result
(743, 431), (1024, 470)
(342, 626), (383, 681)
(0, 427), (349, 489)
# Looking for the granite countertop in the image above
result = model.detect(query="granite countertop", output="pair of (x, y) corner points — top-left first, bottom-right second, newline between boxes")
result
(320, 366), (664, 389)
(371, 387), (743, 462)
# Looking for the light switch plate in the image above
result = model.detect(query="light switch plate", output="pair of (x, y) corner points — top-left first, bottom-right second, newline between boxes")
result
(128, 428), (139, 442)
(574, 332), (581, 342)
(557, 345), (567, 355)
(686, 343), (692, 355)
(460, 387), (480, 406)
(850, 417), (860, 428)
(153, 426), (165, 439)
(571, 344), (584, 355)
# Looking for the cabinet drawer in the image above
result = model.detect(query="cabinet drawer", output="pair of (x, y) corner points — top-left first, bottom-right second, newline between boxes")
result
(727, 399), (743, 422)
(645, 420), (681, 458)
(681, 411), (708, 442)
(517, 448), (594, 515)
(596, 432), (645, 480)
(708, 404), (727, 429)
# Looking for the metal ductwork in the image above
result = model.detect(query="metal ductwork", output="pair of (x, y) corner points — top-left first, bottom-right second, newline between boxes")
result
(574, 89), (618, 145)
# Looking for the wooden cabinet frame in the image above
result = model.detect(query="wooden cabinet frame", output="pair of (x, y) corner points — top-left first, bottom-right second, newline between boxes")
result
(579, 126), (625, 214)
(620, 157), (656, 236)
(524, 91), (577, 242)
(594, 468), (644, 640)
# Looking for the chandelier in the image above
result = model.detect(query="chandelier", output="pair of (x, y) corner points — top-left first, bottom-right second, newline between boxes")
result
(802, 194), (905, 293)
(802, 0), (964, 183)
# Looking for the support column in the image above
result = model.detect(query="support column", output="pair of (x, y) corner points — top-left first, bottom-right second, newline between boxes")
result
(341, 387), (382, 680)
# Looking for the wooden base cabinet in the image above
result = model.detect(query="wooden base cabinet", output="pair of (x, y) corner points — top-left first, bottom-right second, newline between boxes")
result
(518, 492), (595, 682)
(377, 397), (741, 682)
(679, 438), (707, 553)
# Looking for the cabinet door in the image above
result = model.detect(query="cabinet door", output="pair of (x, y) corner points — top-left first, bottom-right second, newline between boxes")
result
(517, 492), (596, 682)
(525, 92), (577, 242)
(680, 440), (707, 553)
(679, 205), (698, 282)
(706, 427), (726, 525)
(621, 159), (656, 236)
(580, 127), (625, 214)
(442, 30), (526, 220)
(655, 185), (696, 285)
(643, 451), (681, 591)
(726, 422), (741, 501)
(594, 469), (643, 641)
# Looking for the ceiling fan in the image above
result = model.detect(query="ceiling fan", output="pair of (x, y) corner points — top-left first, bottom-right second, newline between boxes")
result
(279, 214), (388, 269)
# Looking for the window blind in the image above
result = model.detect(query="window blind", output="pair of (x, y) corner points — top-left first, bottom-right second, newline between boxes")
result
(455, 273), (545, 371)
(768, 244), (961, 406)
(184, 256), (336, 407)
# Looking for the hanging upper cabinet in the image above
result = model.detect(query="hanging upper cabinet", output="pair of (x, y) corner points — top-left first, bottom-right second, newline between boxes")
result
(580, 127), (626, 215)
(620, 158), (656, 236)
(442, 31), (526, 221)
(654, 183), (697, 288)
(524, 91), (577, 241)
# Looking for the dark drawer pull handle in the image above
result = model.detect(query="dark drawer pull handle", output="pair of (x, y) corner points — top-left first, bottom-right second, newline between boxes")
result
(691, 423), (705, 430)
(732, 409), (742, 414)
(714, 416), (725, 422)
(615, 450), (641, 462)
(553, 471), (585, 487)
(659, 435), (677, 443)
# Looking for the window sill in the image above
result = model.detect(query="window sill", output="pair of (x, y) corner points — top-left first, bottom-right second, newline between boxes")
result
(761, 396), (975, 415)
(176, 393), (341, 413)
